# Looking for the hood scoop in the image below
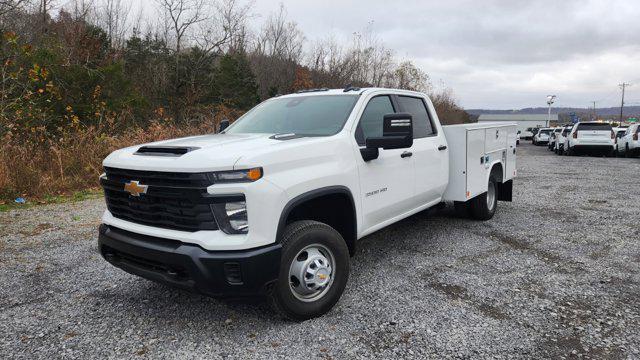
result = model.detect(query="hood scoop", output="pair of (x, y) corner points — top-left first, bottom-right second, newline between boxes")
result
(134, 146), (200, 157)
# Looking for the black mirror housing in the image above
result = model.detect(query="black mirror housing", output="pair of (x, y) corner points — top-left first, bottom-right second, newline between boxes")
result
(360, 113), (413, 161)
(366, 113), (413, 150)
(218, 119), (230, 133)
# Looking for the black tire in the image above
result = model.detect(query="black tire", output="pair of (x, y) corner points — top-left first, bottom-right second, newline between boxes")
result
(267, 220), (349, 321)
(625, 144), (630, 158)
(469, 174), (498, 221)
(454, 201), (470, 218)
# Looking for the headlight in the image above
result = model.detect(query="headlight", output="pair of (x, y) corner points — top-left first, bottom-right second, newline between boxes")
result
(208, 168), (262, 183)
(211, 196), (248, 234)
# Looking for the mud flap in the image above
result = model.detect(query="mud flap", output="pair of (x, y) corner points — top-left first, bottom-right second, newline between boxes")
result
(497, 180), (513, 202)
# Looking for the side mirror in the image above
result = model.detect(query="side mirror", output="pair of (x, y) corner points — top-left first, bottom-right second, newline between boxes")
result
(360, 113), (413, 161)
(366, 113), (413, 150)
(218, 119), (230, 133)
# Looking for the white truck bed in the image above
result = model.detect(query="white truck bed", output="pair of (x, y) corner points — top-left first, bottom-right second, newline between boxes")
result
(442, 122), (517, 202)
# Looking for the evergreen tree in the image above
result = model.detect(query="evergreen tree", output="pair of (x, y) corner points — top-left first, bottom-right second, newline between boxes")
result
(213, 52), (260, 111)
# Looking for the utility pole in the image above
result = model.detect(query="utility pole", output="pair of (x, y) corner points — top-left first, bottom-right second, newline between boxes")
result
(619, 83), (630, 125)
(546, 95), (556, 127)
(591, 101), (597, 121)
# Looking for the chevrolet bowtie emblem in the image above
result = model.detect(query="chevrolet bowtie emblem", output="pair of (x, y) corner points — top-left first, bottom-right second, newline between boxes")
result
(124, 180), (148, 197)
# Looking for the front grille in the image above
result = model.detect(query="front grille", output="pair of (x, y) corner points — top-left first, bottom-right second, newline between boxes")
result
(101, 167), (218, 232)
(104, 167), (213, 187)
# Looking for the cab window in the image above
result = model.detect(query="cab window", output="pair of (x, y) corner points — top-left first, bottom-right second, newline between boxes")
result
(355, 96), (395, 146)
(397, 95), (435, 138)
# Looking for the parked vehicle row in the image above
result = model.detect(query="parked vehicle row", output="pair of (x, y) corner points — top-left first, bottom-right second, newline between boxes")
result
(538, 122), (639, 157)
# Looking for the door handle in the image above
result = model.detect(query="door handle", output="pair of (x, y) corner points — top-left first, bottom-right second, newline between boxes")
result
(438, 145), (447, 151)
(401, 151), (413, 158)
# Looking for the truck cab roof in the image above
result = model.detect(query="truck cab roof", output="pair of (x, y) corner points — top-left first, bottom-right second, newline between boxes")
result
(276, 87), (427, 99)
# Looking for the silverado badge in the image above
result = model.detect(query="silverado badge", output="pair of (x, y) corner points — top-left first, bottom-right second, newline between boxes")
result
(124, 180), (148, 197)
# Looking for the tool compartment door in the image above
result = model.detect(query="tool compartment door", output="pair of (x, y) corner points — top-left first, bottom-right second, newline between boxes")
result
(466, 129), (486, 198)
(485, 127), (508, 153)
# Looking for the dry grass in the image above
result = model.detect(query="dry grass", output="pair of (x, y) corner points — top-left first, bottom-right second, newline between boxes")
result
(0, 118), (220, 202)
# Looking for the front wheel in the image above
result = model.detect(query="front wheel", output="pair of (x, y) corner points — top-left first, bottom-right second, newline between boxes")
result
(469, 174), (498, 221)
(268, 220), (350, 321)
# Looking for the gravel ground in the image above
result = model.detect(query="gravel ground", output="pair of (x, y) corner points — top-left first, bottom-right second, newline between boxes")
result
(1, 143), (639, 359)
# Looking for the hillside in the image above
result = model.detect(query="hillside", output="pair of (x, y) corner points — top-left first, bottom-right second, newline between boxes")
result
(466, 106), (640, 117)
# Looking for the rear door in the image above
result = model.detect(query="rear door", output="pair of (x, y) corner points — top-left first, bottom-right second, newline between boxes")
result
(396, 95), (448, 206)
(576, 123), (612, 144)
(355, 95), (415, 230)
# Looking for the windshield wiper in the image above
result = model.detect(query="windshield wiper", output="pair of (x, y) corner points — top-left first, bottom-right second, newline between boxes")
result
(270, 133), (311, 140)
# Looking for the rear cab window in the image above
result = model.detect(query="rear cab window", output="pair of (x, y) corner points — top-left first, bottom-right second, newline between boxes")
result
(397, 95), (436, 138)
(576, 123), (612, 131)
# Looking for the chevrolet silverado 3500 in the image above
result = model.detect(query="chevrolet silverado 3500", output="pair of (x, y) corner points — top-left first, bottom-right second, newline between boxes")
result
(98, 88), (516, 320)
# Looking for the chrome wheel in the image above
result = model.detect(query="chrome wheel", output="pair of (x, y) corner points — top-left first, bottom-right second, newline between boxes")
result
(487, 181), (496, 211)
(288, 244), (335, 302)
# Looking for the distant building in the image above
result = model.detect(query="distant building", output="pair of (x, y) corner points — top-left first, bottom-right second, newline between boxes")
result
(477, 114), (559, 133)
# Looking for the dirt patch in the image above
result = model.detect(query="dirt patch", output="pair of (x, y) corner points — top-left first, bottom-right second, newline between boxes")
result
(427, 279), (510, 321)
(488, 231), (585, 274)
(18, 223), (55, 236)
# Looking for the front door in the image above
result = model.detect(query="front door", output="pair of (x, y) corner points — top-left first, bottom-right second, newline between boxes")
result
(354, 95), (415, 231)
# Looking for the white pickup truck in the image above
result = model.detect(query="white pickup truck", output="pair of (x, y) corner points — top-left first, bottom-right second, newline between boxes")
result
(98, 88), (516, 320)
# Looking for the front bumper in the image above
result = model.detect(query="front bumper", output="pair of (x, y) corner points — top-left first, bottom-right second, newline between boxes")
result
(98, 224), (281, 297)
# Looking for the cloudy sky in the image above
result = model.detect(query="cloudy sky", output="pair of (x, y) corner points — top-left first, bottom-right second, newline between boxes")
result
(136, 0), (640, 109)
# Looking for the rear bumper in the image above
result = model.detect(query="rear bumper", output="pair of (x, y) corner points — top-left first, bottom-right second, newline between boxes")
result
(98, 224), (281, 297)
(573, 144), (613, 153)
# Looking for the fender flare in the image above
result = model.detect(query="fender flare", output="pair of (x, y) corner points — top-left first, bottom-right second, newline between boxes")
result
(275, 185), (357, 250)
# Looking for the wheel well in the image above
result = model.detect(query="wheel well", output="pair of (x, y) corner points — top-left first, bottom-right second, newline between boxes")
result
(490, 162), (504, 183)
(279, 190), (357, 256)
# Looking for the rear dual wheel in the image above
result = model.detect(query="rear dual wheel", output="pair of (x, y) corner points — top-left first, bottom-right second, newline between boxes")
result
(457, 174), (498, 221)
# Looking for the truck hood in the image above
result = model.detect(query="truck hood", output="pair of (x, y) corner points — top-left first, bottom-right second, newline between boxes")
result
(103, 133), (303, 172)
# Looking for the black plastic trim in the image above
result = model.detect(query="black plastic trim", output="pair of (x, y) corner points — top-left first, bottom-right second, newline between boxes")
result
(98, 225), (281, 297)
(276, 186), (357, 251)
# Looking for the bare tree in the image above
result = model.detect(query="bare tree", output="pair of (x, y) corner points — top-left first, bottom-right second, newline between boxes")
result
(0, 0), (27, 17)
(38, 0), (58, 34)
(255, 4), (304, 62)
(0, 0), (29, 30)
(155, 0), (206, 53)
(216, 0), (253, 52)
(154, 0), (207, 120)
(99, 0), (131, 48)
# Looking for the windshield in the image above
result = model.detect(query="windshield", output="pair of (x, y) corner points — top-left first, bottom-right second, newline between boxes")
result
(225, 95), (358, 136)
